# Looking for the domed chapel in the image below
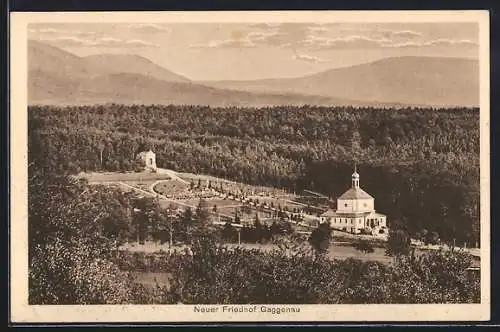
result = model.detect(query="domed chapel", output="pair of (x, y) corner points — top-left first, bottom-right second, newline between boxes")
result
(320, 166), (387, 235)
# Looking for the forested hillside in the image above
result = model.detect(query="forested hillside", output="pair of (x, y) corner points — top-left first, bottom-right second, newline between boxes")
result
(29, 167), (480, 305)
(28, 104), (480, 246)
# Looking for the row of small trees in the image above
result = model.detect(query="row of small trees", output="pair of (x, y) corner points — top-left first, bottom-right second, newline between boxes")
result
(307, 222), (442, 259)
(29, 167), (480, 305)
(220, 216), (293, 244)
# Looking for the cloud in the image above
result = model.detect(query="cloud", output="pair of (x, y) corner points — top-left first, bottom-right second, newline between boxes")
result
(292, 53), (324, 63)
(190, 23), (318, 49)
(28, 26), (98, 37)
(349, 28), (423, 40)
(390, 30), (423, 39)
(337, 27), (425, 43)
(427, 38), (477, 46)
(189, 24), (422, 51)
(189, 29), (285, 49)
(189, 38), (256, 49)
(249, 23), (281, 30)
(76, 31), (98, 37)
(128, 23), (170, 34)
(301, 32), (477, 51)
(33, 27), (59, 33)
(303, 35), (391, 50)
(124, 39), (161, 46)
(246, 30), (281, 41)
(36, 35), (159, 48)
(190, 23), (477, 52)
(36, 35), (96, 47)
(307, 25), (328, 34)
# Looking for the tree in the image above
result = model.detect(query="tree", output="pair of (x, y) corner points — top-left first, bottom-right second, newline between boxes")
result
(241, 204), (251, 215)
(386, 229), (411, 256)
(181, 207), (194, 242)
(159, 204), (178, 245)
(426, 231), (440, 245)
(270, 221), (280, 235)
(221, 221), (236, 242)
(132, 197), (157, 244)
(350, 129), (362, 159)
(308, 222), (332, 258)
(420, 228), (428, 242)
(233, 209), (241, 224)
(354, 239), (375, 254)
(195, 199), (210, 224)
(253, 213), (263, 243)
(389, 250), (480, 303)
(28, 166), (134, 304)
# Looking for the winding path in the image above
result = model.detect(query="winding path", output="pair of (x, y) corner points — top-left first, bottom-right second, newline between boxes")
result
(156, 168), (189, 184)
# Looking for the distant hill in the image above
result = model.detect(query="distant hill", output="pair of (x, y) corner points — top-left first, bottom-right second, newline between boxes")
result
(28, 40), (478, 107)
(202, 56), (479, 107)
(30, 70), (393, 107)
(28, 40), (103, 79)
(28, 40), (395, 107)
(82, 53), (191, 83)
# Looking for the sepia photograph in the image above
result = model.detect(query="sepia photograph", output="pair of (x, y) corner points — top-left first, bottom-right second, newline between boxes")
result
(10, 10), (490, 323)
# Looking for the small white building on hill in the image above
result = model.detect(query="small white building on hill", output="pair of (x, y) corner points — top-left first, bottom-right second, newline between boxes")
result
(136, 150), (157, 172)
(320, 167), (387, 235)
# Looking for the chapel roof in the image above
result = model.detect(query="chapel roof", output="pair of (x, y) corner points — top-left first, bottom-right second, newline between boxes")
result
(321, 209), (337, 217)
(322, 210), (386, 218)
(338, 187), (373, 200)
(137, 150), (155, 156)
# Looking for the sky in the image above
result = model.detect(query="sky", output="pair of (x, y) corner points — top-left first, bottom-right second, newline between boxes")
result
(28, 22), (479, 81)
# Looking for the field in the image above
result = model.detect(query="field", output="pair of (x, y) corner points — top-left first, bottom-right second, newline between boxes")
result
(127, 244), (391, 291)
(125, 240), (480, 293)
(78, 171), (172, 183)
(120, 240), (392, 264)
(129, 246), (392, 290)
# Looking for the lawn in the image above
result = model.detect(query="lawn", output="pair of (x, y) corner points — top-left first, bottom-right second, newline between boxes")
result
(153, 180), (190, 198)
(78, 171), (171, 183)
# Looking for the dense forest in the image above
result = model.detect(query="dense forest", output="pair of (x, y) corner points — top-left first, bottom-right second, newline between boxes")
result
(28, 104), (480, 246)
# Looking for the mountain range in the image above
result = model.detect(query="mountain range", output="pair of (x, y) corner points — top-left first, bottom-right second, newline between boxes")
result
(28, 40), (479, 107)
